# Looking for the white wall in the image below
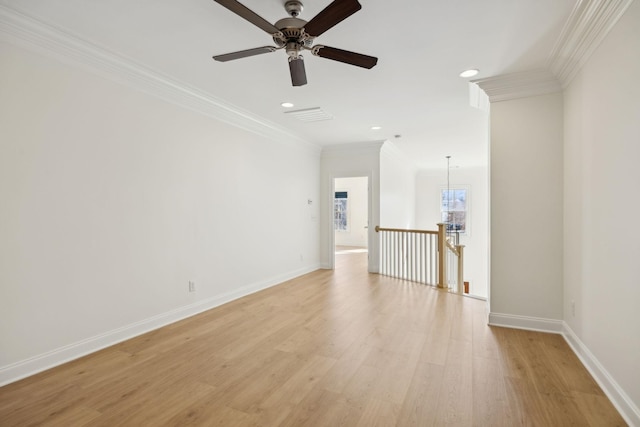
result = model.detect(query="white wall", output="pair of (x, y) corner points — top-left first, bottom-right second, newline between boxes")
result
(489, 92), (564, 322)
(0, 41), (320, 384)
(320, 142), (382, 272)
(380, 142), (416, 229)
(415, 166), (489, 298)
(334, 177), (368, 247)
(563, 0), (640, 416)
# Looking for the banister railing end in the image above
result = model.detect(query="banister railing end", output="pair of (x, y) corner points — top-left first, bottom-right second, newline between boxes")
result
(375, 225), (380, 232)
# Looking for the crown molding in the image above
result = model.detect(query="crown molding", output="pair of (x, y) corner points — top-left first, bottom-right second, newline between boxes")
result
(548, 0), (634, 86)
(472, 0), (633, 103)
(471, 69), (562, 103)
(0, 5), (321, 156)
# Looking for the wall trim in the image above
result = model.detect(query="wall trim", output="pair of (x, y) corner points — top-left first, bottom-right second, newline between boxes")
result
(562, 323), (640, 427)
(488, 312), (563, 333)
(0, 264), (321, 387)
(474, 0), (634, 101)
(489, 315), (639, 424)
(548, 0), (634, 86)
(471, 69), (562, 103)
(0, 5), (320, 157)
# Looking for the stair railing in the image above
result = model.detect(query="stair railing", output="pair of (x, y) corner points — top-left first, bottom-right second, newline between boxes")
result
(375, 223), (464, 293)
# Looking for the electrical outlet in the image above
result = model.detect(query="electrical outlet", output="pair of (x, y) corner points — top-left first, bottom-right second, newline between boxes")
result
(189, 281), (196, 292)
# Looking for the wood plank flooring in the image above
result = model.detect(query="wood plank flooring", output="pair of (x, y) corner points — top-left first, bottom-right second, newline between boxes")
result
(0, 252), (627, 426)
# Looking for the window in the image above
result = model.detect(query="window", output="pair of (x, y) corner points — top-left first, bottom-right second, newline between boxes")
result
(334, 191), (348, 232)
(441, 188), (468, 234)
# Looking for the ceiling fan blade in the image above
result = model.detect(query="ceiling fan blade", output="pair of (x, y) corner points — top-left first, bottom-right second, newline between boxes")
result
(304, 0), (362, 37)
(213, 46), (277, 62)
(289, 57), (307, 86)
(213, 0), (281, 35)
(313, 46), (378, 69)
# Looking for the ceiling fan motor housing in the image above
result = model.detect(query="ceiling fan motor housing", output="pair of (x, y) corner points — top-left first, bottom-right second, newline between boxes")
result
(273, 17), (312, 49)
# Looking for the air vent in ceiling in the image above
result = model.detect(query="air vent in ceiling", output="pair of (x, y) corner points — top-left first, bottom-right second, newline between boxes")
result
(284, 107), (333, 122)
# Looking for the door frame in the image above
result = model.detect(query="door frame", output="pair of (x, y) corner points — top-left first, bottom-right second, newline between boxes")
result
(329, 173), (373, 271)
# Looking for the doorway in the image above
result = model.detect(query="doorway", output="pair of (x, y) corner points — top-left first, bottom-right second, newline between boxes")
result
(333, 176), (369, 270)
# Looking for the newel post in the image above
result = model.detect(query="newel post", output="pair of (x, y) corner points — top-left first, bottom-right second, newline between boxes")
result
(456, 244), (465, 294)
(437, 223), (447, 288)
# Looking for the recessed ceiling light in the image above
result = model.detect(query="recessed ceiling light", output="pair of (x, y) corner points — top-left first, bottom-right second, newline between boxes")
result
(371, 126), (382, 130)
(281, 102), (294, 108)
(459, 69), (479, 78)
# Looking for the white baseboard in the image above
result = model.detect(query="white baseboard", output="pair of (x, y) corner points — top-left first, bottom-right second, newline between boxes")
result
(488, 313), (639, 425)
(0, 264), (320, 387)
(562, 323), (640, 427)
(488, 312), (564, 333)
(464, 293), (487, 301)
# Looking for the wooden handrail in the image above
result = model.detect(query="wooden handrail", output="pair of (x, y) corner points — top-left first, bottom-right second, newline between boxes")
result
(375, 225), (438, 235)
(445, 238), (459, 256)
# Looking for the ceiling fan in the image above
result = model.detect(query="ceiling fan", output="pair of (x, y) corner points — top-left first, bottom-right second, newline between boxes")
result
(212, 0), (378, 86)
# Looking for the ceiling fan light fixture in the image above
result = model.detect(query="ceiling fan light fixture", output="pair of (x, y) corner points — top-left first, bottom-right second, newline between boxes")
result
(459, 69), (479, 78)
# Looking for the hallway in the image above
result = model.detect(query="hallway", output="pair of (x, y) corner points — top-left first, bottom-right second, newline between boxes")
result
(0, 252), (625, 426)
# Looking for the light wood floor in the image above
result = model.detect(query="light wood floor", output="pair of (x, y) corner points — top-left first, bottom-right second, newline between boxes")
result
(0, 252), (626, 426)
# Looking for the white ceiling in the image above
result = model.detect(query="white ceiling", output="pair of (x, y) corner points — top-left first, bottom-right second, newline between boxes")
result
(1, 0), (576, 168)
